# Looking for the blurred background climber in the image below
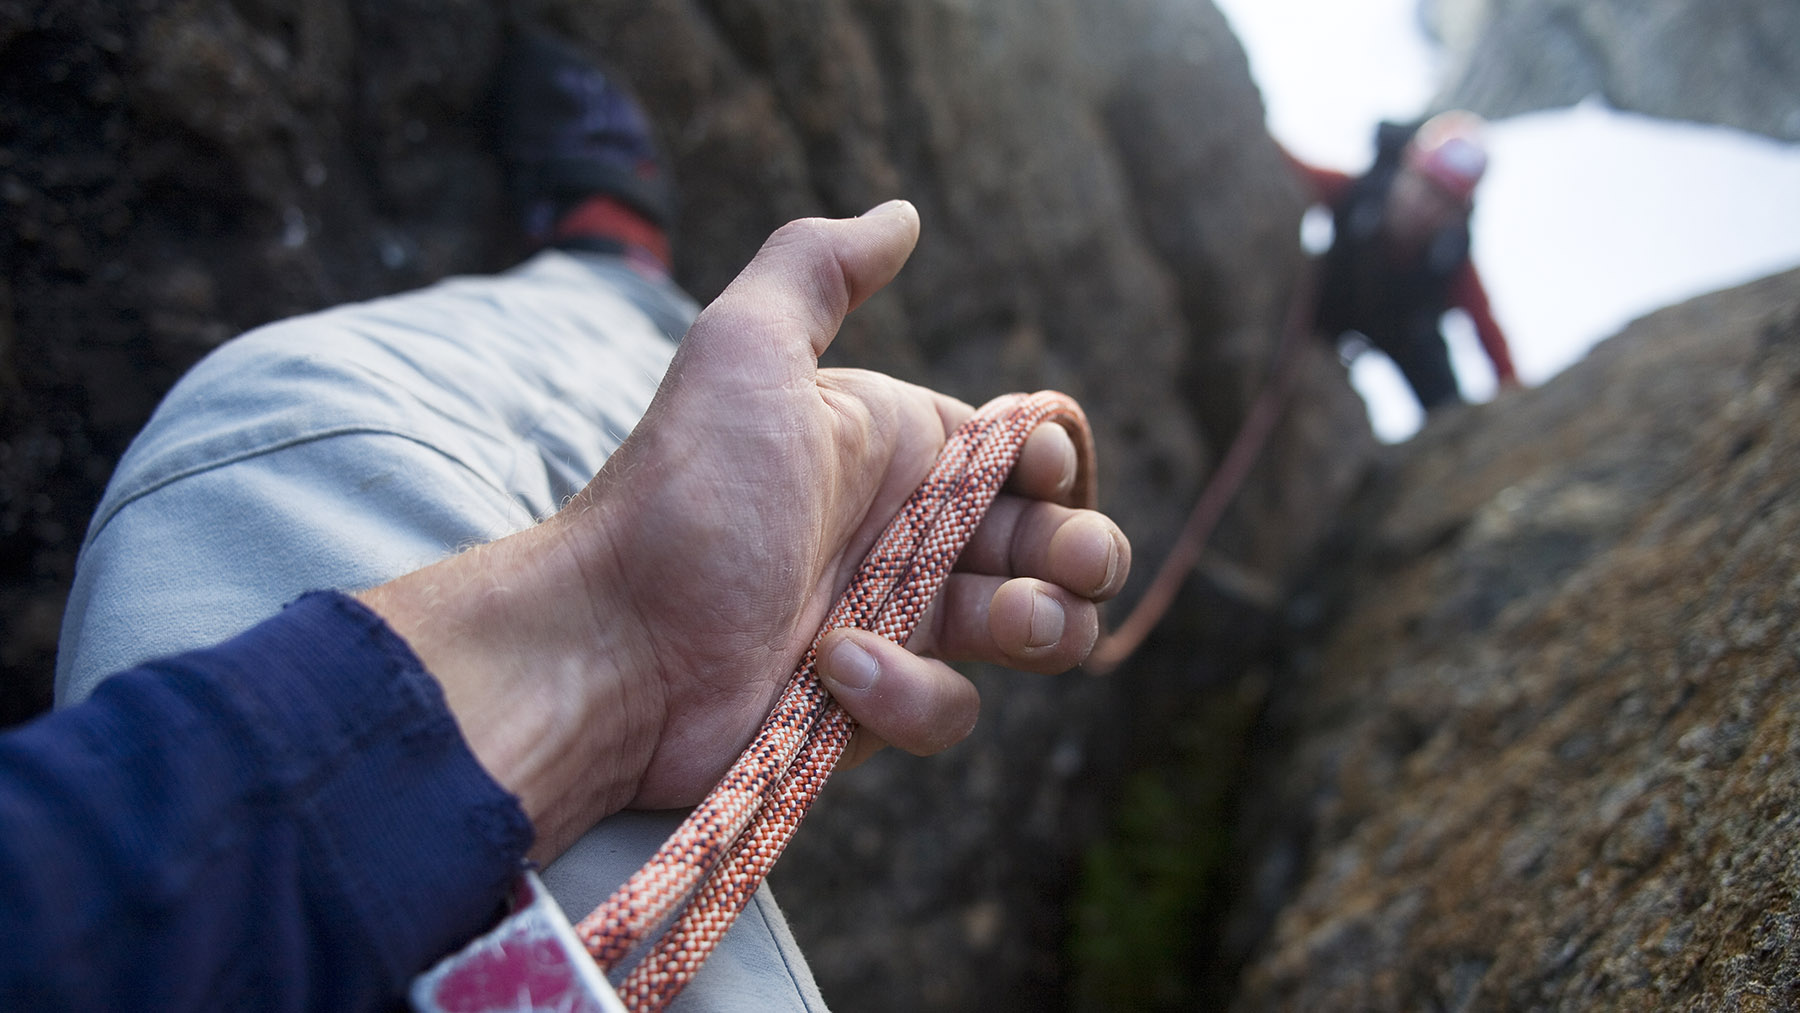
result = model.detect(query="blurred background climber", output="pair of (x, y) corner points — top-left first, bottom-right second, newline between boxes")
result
(1288, 111), (1519, 412)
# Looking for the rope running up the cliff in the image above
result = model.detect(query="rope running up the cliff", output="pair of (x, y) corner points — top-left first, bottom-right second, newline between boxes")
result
(1083, 269), (1316, 675)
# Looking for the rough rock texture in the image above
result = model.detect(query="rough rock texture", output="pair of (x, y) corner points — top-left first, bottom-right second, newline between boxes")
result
(0, 0), (1373, 1008)
(1229, 267), (1800, 1010)
(1422, 0), (1800, 142)
(0, 0), (517, 722)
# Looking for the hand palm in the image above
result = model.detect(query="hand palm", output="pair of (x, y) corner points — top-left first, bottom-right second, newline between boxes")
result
(362, 203), (1128, 859)
(577, 210), (957, 806)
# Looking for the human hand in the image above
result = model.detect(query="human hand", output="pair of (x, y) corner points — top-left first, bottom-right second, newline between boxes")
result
(361, 201), (1130, 861)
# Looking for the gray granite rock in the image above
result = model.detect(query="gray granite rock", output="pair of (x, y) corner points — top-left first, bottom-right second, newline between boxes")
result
(1231, 267), (1800, 1010)
(1425, 0), (1800, 141)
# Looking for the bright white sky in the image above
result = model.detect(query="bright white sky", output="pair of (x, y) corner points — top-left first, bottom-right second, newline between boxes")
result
(1213, 0), (1800, 441)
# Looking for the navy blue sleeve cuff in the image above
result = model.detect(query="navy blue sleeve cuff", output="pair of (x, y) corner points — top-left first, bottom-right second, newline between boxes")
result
(214, 590), (537, 993)
(0, 590), (534, 1010)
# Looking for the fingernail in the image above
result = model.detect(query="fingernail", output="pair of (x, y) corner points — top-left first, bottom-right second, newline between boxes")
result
(1028, 590), (1066, 648)
(1099, 529), (1127, 595)
(1069, 514), (1125, 596)
(824, 636), (880, 691)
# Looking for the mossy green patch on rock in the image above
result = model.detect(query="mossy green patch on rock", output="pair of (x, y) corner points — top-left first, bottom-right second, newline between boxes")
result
(1071, 672), (1268, 1010)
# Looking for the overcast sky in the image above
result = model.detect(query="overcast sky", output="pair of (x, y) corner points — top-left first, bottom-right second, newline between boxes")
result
(1212, 0), (1800, 440)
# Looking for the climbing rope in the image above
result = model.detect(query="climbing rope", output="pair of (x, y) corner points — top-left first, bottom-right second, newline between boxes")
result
(1085, 271), (1316, 674)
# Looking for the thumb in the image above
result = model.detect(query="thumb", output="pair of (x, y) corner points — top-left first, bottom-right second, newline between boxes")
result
(681, 202), (921, 379)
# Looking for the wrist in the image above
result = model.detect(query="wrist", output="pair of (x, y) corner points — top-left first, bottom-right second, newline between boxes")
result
(357, 520), (661, 862)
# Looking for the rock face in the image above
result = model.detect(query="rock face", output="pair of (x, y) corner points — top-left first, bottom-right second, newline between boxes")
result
(10, 1), (1800, 1010)
(1423, 0), (1800, 141)
(1, 0), (1371, 1008)
(1229, 267), (1800, 1009)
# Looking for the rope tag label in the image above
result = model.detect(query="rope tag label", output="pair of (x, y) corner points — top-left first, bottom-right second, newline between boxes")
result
(411, 870), (628, 1013)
